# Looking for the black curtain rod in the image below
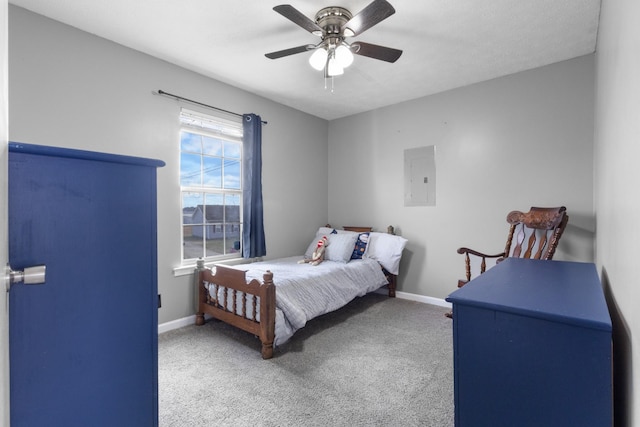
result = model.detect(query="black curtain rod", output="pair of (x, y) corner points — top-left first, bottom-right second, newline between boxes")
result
(154, 89), (267, 125)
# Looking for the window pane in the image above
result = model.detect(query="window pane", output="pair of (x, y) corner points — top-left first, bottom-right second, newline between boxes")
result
(182, 192), (204, 222)
(183, 225), (204, 259)
(203, 202), (222, 222)
(224, 159), (241, 189)
(227, 223), (241, 254)
(203, 157), (222, 188)
(204, 195), (223, 230)
(225, 194), (241, 255)
(203, 193), (222, 257)
(180, 131), (201, 154)
(202, 135), (223, 156)
(226, 193), (240, 213)
(181, 153), (202, 187)
(224, 141), (241, 159)
(204, 193), (224, 206)
(205, 230), (223, 258)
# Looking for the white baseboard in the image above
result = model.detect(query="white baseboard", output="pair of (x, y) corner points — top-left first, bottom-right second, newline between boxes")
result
(158, 315), (197, 334)
(159, 291), (451, 334)
(394, 291), (452, 308)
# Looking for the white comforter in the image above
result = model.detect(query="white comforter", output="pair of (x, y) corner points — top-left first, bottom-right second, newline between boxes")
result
(212, 256), (388, 346)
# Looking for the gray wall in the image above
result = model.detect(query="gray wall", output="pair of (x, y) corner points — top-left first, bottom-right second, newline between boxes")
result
(8, 6), (329, 324)
(328, 54), (596, 300)
(595, 1), (640, 425)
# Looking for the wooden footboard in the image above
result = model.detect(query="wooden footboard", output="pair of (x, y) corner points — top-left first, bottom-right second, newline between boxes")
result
(195, 261), (276, 359)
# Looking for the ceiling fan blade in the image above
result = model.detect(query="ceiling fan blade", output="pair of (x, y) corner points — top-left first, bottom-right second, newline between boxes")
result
(273, 5), (323, 34)
(352, 42), (402, 63)
(342, 0), (396, 37)
(265, 44), (313, 60)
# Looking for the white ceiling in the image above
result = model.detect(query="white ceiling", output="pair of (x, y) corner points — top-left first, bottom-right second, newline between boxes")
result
(9, 0), (601, 120)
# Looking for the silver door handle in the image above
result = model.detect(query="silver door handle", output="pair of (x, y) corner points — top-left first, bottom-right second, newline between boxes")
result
(5, 264), (46, 291)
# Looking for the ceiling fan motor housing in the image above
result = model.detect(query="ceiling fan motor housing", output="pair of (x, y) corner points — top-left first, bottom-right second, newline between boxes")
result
(314, 7), (352, 38)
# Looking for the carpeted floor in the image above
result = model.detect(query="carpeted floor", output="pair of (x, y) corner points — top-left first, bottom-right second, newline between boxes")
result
(158, 293), (454, 426)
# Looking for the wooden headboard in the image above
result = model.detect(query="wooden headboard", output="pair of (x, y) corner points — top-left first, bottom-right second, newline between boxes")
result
(336, 225), (396, 235)
(342, 226), (373, 233)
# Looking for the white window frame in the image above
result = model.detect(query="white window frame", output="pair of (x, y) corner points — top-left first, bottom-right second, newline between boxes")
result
(178, 108), (244, 268)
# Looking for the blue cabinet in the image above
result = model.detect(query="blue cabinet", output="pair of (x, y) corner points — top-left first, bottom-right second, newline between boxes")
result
(9, 142), (164, 426)
(446, 258), (612, 427)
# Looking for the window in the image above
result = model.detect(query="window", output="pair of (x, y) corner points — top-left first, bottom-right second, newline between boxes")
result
(180, 109), (243, 262)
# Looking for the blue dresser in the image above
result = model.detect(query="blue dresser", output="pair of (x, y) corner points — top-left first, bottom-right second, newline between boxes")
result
(446, 258), (612, 427)
(9, 142), (165, 426)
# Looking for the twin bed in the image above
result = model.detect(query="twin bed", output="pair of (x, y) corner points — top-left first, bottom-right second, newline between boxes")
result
(195, 225), (407, 359)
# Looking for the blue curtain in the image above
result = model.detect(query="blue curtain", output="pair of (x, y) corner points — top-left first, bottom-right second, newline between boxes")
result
(242, 113), (266, 258)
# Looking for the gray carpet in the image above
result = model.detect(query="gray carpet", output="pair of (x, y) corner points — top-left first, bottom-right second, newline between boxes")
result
(158, 293), (454, 426)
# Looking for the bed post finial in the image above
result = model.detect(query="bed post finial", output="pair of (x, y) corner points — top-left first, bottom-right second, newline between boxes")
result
(195, 258), (207, 326)
(260, 270), (276, 359)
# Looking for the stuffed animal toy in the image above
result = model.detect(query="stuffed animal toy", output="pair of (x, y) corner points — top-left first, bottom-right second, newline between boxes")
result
(299, 235), (329, 266)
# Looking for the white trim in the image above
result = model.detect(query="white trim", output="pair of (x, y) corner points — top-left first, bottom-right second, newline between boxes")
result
(181, 107), (243, 138)
(158, 315), (197, 334)
(173, 256), (261, 277)
(157, 290), (452, 334)
(172, 264), (197, 277)
(395, 291), (452, 308)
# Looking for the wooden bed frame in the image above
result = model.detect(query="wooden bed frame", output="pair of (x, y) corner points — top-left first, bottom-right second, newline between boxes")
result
(195, 226), (398, 359)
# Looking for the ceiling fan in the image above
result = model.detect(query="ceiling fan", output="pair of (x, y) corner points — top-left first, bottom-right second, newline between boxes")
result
(265, 0), (403, 79)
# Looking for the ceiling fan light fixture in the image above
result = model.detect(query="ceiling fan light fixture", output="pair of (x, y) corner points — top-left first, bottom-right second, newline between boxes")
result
(335, 44), (354, 68)
(309, 48), (328, 71)
(327, 56), (344, 76)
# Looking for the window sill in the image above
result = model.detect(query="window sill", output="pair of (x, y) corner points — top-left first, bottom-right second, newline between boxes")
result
(172, 256), (259, 277)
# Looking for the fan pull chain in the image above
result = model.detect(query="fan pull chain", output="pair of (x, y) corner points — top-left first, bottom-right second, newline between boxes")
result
(324, 76), (335, 93)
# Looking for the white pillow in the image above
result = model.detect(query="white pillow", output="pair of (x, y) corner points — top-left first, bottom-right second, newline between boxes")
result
(303, 227), (335, 257)
(316, 226), (335, 235)
(364, 232), (408, 275)
(304, 232), (328, 258)
(325, 233), (359, 263)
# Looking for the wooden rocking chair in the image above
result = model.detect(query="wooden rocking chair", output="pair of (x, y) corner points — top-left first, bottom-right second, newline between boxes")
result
(445, 206), (569, 318)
